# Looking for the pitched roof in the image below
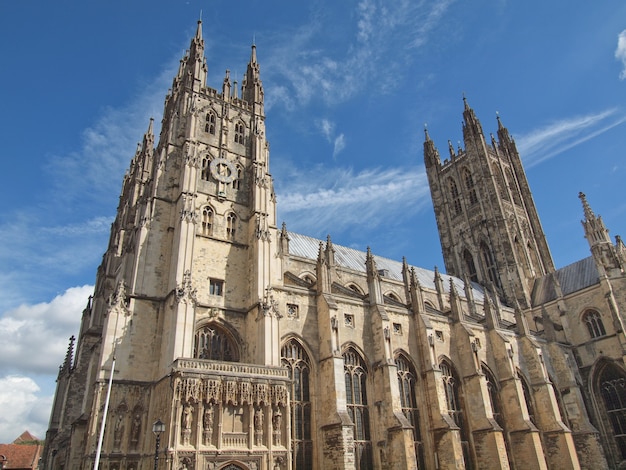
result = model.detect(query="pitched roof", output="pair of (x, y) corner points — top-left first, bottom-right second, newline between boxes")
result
(287, 231), (485, 302)
(531, 256), (599, 306)
(0, 443), (42, 470)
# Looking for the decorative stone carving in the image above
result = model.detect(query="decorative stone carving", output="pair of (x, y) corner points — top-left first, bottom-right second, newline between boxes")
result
(254, 407), (264, 445)
(176, 270), (198, 305)
(107, 282), (130, 317)
(203, 403), (214, 446)
(272, 407), (282, 446)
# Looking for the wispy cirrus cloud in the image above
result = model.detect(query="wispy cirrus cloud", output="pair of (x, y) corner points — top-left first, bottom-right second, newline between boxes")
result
(315, 119), (347, 158)
(516, 109), (626, 168)
(276, 165), (429, 236)
(616, 29), (626, 80)
(264, 0), (456, 110)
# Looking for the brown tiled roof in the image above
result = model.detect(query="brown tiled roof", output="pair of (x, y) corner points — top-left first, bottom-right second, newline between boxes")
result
(0, 434), (43, 470)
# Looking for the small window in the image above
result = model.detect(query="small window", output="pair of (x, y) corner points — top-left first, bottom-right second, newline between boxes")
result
(201, 157), (211, 181)
(448, 178), (462, 215)
(344, 314), (355, 328)
(234, 122), (245, 144)
(584, 310), (606, 339)
(232, 165), (242, 190)
(209, 279), (224, 296)
(393, 323), (402, 335)
(201, 206), (213, 236)
(463, 168), (478, 205)
(205, 112), (216, 135)
(226, 213), (236, 240)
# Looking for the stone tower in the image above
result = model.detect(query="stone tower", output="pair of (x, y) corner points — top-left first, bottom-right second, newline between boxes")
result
(424, 98), (555, 307)
(43, 21), (290, 470)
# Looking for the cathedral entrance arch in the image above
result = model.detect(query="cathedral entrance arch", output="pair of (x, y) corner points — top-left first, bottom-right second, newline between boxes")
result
(219, 464), (246, 470)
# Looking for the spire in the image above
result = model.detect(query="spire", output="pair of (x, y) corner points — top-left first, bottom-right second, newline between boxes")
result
(180, 20), (207, 90)
(222, 69), (232, 98)
(462, 96), (484, 142)
(423, 125), (440, 168)
(242, 44), (264, 108)
(579, 192), (623, 275)
(496, 112), (514, 146)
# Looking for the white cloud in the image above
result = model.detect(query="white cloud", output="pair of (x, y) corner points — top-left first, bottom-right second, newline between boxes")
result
(0, 376), (51, 442)
(616, 29), (626, 80)
(333, 134), (346, 158)
(0, 285), (92, 375)
(264, 0), (456, 109)
(316, 119), (335, 142)
(277, 165), (429, 236)
(515, 109), (626, 167)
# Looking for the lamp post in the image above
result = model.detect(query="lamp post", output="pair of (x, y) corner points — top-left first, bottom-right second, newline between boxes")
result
(152, 419), (166, 470)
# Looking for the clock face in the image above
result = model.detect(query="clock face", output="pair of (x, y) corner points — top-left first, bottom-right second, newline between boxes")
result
(209, 157), (236, 183)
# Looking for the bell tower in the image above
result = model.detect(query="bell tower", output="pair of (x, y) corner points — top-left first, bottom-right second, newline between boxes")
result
(424, 98), (554, 307)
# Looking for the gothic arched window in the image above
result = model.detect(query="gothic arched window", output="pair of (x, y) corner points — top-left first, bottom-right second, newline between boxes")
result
(194, 324), (238, 361)
(518, 371), (536, 425)
(597, 363), (626, 459)
(481, 242), (500, 288)
(232, 165), (242, 190)
(482, 366), (503, 427)
(441, 360), (472, 468)
(396, 354), (424, 467)
(205, 112), (216, 134)
(234, 121), (245, 144)
(463, 249), (478, 282)
(583, 309), (606, 339)
(201, 206), (213, 236)
(448, 177), (462, 216)
(282, 340), (313, 470)
(506, 168), (522, 206)
(344, 348), (373, 470)
(201, 156), (211, 181)
(226, 213), (236, 240)
(463, 168), (478, 205)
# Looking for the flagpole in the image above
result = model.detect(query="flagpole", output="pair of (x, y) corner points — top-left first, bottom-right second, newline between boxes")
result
(93, 347), (116, 470)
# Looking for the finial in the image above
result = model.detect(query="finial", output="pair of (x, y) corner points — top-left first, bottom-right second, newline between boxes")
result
(579, 191), (595, 221)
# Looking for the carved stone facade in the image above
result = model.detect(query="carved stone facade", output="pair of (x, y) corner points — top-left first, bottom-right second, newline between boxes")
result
(42, 20), (626, 470)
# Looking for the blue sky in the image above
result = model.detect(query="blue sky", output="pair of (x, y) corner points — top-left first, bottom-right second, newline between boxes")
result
(1, 0), (625, 441)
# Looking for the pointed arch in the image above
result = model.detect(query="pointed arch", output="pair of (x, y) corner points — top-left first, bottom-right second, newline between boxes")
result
(582, 309), (606, 339)
(205, 111), (216, 135)
(193, 321), (240, 362)
(448, 177), (462, 215)
(226, 212), (237, 240)
(481, 364), (503, 427)
(505, 168), (522, 206)
(234, 120), (245, 144)
(343, 346), (373, 469)
(463, 248), (478, 282)
(593, 360), (626, 460)
(201, 155), (212, 181)
(346, 283), (364, 295)
(281, 338), (313, 470)
(462, 167), (478, 205)
(395, 351), (424, 467)
(480, 241), (500, 288)
(517, 370), (536, 425)
(440, 358), (472, 468)
(232, 164), (243, 190)
(200, 205), (214, 236)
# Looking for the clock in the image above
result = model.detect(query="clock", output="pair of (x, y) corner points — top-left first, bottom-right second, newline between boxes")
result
(209, 157), (236, 183)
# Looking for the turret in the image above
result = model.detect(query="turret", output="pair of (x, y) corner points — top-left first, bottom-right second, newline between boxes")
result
(242, 44), (264, 108)
(580, 192), (624, 276)
(462, 96), (484, 143)
(423, 127), (440, 169)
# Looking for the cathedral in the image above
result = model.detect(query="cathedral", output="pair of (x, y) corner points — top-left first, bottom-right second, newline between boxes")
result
(42, 20), (626, 470)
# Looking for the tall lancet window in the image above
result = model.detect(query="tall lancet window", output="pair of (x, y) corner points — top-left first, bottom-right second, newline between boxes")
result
(344, 348), (373, 470)
(463, 168), (478, 205)
(234, 121), (245, 144)
(201, 206), (213, 236)
(463, 249), (478, 283)
(584, 309), (606, 339)
(396, 354), (424, 468)
(597, 362), (626, 459)
(448, 177), (462, 216)
(481, 242), (500, 288)
(205, 112), (216, 134)
(281, 340), (313, 470)
(226, 213), (236, 240)
(441, 360), (472, 469)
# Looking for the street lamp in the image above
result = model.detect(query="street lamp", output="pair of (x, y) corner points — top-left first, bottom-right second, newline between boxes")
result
(152, 419), (166, 470)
